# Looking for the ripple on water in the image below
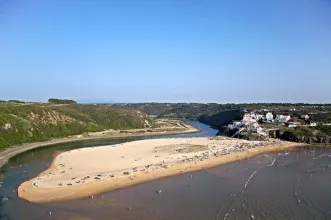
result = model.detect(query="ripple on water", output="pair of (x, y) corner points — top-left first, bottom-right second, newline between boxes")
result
(1, 132), (331, 220)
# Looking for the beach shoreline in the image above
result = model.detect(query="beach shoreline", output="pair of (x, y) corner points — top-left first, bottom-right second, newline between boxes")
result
(0, 120), (199, 168)
(17, 137), (307, 204)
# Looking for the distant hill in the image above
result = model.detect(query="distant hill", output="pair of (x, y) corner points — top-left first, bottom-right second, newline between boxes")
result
(113, 103), (238, 119)
(0, 103), (151, 148)
(111, 103), (243, 131)
(112, 103), (175, 116)
(112, 103), (331, 133)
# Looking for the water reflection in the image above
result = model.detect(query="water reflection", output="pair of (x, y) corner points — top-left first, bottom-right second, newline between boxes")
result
(0, 121), (217, 220)
(46, 148), (331, 220)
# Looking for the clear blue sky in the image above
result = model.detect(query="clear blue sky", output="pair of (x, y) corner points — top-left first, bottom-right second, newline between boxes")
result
(1, 0), (330, 103)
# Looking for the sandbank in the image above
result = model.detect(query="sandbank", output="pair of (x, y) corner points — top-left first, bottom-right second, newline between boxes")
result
(18, 137), (307, 203)
(0, 119), (198, 168)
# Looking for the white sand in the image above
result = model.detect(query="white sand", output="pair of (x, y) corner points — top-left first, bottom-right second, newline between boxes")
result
(18, 137), (305, 203)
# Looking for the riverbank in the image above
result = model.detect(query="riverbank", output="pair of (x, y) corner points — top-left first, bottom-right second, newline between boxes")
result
(18, 137), (307, 203)
(0, 119), (199, 168)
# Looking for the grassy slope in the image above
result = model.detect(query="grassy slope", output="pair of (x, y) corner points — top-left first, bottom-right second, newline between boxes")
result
(0, 103), (151, 148)
(113, 103), (238, 119)
(280, 125), (331, 137)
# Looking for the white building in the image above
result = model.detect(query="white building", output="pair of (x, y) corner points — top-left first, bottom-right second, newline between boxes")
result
(234, 121), (244, 128)
(242, 113), (264, 125)
(266, 112), (274, 122)
(310, 122), (317, 127)
(277, 115), (291, 123)
(227, 112), (267, 136)
(242, 114), (257, 125)
(228, 121), (244, 130)
(301, 115), (310, 120)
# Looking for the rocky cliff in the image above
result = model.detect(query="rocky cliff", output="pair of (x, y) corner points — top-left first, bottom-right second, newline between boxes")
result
(198, 109), (245, 129)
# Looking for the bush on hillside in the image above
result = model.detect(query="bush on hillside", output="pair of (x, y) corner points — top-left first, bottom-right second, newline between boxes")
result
(48, 98), (77, 104)
(0, 103), (151, 148)
(7, 100), (25, 103)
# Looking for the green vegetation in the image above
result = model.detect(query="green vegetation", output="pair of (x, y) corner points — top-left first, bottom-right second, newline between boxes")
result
(114, 103), (238, 120)
(114, 103), (174, 116)
(113, 102), (331, 144)
(7, 100), (25, 103)
(48, 98), (77, 104)
(198, 109), (244, 128)
(115, 102), (331, 130)
(114, 103), (331, 116)
(158, 103), (237, 119)
(316, 125), (331, 136)
(310, 114), (331, 124)
(2, 101), (330, 148)
(114, 103), (331, 122)
(279, 125), (331, 137)
(0, 103), (151, 148)
(280, 126), (316, 137)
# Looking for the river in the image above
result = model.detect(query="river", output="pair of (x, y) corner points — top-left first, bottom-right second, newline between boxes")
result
(1, 121), (331, 219)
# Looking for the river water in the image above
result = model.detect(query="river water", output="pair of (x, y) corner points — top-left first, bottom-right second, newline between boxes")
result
(1, 121), (331, 219)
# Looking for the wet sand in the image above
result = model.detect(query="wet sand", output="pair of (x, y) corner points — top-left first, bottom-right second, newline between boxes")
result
(18, 137), (306, 203)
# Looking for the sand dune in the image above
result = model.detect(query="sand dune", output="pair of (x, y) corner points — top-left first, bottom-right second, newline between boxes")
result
(18, 137), (306, 203)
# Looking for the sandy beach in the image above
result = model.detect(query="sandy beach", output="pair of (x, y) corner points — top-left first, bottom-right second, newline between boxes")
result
(0, 119), (198, 168)
(18, 137), (307, 203)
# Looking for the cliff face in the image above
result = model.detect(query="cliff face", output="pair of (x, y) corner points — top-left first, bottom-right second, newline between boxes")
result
(198, 109), (245, 128)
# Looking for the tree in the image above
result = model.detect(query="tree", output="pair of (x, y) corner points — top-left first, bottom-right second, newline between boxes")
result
(48, 98), (77, 104)
(8, 100), (25, 103)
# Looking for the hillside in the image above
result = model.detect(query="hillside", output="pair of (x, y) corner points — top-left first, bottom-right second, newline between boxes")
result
(0, 103), (152, 148)
(112, 103), (331, 144)
(113, 102), (331, 126)
(279, 126), (331, 144)
(113, 103), (174, 116)
(158, 103), (237, 119)
(112, 103), (244, 128)
(113, 103), (237, 119)
(198, 109), (245, 128)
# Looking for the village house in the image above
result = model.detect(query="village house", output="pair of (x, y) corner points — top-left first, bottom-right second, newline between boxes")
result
(227, 112), (267, 136)
(301, 114), (310, 120)
(275, 115), (291, 124)
(310, 122), (317, 127)
(242, 113), (263, 123)
(266, 112), (274, 122)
